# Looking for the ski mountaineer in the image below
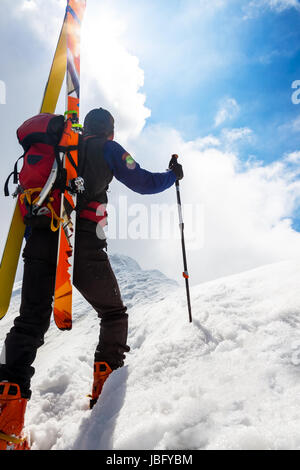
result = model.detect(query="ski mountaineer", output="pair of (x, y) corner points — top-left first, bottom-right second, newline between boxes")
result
(0, 107), (184, 448)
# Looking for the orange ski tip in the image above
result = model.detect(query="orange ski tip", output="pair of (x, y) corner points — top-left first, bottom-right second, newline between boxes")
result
(53, 308), (72, 330)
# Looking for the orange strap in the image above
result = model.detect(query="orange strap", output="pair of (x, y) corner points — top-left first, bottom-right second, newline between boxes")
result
(46, 197), (64, 232)
(19, 187), (43, 206)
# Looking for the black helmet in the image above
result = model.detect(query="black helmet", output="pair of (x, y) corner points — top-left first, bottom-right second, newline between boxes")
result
(83, 108), (114, 137)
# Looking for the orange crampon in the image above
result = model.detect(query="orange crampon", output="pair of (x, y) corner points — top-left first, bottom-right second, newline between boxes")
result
(89, 362), (112, 410)
(0, 382), (30, 451)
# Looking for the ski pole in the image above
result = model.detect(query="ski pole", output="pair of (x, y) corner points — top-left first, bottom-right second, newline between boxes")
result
(169, 154), (193, 323)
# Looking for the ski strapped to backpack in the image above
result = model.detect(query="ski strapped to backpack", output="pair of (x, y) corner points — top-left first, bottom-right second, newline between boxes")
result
(53, 0), (86, 331)
(4, 112), (85, 233)
(1, 0), (86, 328)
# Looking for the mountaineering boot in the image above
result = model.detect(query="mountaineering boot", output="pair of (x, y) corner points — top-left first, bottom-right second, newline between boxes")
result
(0, 382), (30, 450)
(89, 362), (112, 410)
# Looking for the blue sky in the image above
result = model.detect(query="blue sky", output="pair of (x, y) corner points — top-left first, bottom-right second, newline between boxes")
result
(117, 0), (300, 231)
(121, 1), (300, 163)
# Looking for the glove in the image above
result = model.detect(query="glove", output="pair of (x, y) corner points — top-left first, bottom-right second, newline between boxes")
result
(169, 154), (184, 181)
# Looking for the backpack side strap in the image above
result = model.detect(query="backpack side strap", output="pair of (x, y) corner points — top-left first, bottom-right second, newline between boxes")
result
(4, 154), (25, 196)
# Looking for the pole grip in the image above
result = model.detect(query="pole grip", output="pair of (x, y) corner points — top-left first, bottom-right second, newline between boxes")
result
(169, 154), (179, 170)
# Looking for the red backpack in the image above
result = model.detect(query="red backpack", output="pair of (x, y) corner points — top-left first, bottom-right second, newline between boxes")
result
(5, 113), (108, 232)
(5, 113), (65, 231)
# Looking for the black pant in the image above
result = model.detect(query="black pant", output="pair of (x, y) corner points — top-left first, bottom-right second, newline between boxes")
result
(0, 228), (129, 398)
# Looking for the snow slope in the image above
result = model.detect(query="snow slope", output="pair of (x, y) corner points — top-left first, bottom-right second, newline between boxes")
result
(1, 254), (300, 450)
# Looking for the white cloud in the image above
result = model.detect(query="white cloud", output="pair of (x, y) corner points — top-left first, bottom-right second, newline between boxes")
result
(279, 115), (300, 135)
(221, 127), (254, 144)
(262, 0), (300, 11)
(284, 151), (300, 164)
(80, 2), (151, 143)
(107, 123), (300, 285)
(214, 98), (240, 127)
(13, 0), (65, 47)
(19, 0), (38, 11)
(176, 0), (226, 25)
(291, 115), (300, 132)
(10, 0), (151, 143)
(192, 135), (221, 150)
(244, 0), (300, 18)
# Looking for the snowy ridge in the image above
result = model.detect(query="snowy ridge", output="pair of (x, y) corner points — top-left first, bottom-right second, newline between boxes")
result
(1, 256), (300, 450)
(109, 254), (178, 309)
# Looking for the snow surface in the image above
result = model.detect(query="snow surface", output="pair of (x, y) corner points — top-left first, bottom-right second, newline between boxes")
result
(1, 254), (300, 450)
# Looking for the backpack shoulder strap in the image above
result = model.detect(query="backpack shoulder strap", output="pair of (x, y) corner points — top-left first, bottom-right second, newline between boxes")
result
(77, 134), (89, 177)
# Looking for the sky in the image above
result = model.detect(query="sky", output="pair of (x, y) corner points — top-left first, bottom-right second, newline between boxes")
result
(1, 0), (300, 286)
